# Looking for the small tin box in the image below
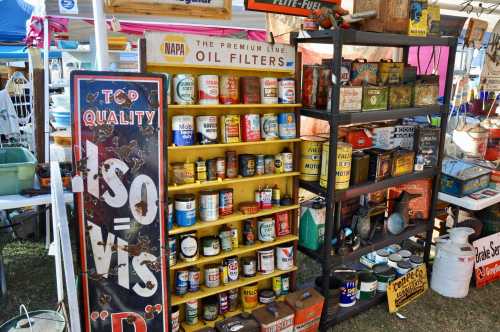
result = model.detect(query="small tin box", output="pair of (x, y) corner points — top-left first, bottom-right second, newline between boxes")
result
(378, 60), (404, 85)
(351, 59), (378, 86)
(367, 148), (393, 181)
(389, 85), (413, 109)
(414, 82), (439, 106)
(414, 127), (440, 168)
(440, 159), (491, 197)
(351, 151), (370, 185)
(362, 86), (388, 111)
(339, 86), (363, 112)
(391, 149), (415, 177)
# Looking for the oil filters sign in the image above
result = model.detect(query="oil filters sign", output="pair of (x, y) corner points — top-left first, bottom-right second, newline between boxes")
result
(473, 232), (500, 288)
(145, 32), (295, 71)
(71, 71), (168, 332)
(387, 265), (428, 313)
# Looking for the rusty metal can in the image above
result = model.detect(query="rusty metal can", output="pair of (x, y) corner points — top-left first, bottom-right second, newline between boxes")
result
(264, 155), (275, 174)
(278, 78), (296, 104)
(316, 66), (331, 109)
(225, 151), (238, 179)
(220, 75), (239, 104)
(242, 256), (257, 277)
(241, 113), (261, 142)
(188, 267), (201, 292)
(241, 76), (261, 104)
(302, 65), (319, 108)
(391, 149), (415, 177)
(206, 158), (217, 181)
(216, 157), (226, 179)
(243, 219), (256, 245)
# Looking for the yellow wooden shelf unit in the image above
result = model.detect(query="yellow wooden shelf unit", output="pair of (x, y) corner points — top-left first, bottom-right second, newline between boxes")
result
(171, 234), (298, 270)
(171, 267), (298, 306)
(169, 204), (299, 235)
(169, 103), (301, 109)
(168, 138), (301, 151)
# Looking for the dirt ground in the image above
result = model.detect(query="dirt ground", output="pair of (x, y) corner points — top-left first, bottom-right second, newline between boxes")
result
(1, 241), (499, 331)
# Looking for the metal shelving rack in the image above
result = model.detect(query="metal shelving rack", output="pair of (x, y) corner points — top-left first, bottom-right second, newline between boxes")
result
(293, 29), (458, 329)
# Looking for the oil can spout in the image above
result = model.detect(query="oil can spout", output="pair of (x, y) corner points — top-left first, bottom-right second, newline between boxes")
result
(449, 227), (475, 244)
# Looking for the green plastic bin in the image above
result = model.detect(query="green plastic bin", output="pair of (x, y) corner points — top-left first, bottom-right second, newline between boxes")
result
(0, 147), (36, 195)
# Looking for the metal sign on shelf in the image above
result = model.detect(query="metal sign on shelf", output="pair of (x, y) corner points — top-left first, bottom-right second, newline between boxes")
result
(386, 264), (428, 313)
(71, 71), (168, 332)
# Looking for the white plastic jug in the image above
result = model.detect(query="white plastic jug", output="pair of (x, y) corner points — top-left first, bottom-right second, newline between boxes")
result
(431, 227), (475, 298)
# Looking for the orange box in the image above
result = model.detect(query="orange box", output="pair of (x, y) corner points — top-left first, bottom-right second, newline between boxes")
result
(285, 288), (324, 332)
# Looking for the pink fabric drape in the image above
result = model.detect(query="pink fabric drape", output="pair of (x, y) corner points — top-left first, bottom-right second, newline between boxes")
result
(408, 46), (450, 97)
(26, 16), (68, 48)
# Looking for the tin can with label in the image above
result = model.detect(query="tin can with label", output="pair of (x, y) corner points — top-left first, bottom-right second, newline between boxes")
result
(264, 155), (275, 174)
(258, 218), (275, 242)
(188, 267), (201, 292)
(202, 297), (218, 321)
(302, 65), (319, 108)
(274, 153), (283, 174)
(171, 162), (187, 185)
(219, 188), (233, 216)
(276, 244), (294, 270)
(389, 84), (413, 109)
(221, 152), (235, 179)
(338, 272), (357, 307)
(172, 115), (194, 146)
(173, 74), (195, 105)
(351, 151), (370, 185)
(281, 274), (290, 295)
(362, 86), (388, 111)
(221, 115), (241, 143)
(179, 233), (198, 262)
(185, 299), (198, 325)
(259, 289), (276, 304)
(220, 265), (229, 285)
(378, 60), (404, 85)
(243, 219), (256, 245)
(204, 264), (221, 288)
(272, 186), (280, 206)
(300, 136), (327, 181)
(168, 236), (177, 266)
(281, 150), (293, 172)
(391, 149), (415, 177)
(219, 225), (233, 252)
(174, 194), (196, 227)
(218, 292), (229, 315)
(224, 256), (239, 282)
(320, 142), (353, 189)
(316, 66), (332, 109)
(242, 256), (257, 277)
(241, 114), (261, 142)
(341, 59), (352, 84)
(240, 76), (260, 104)
(339, 86), (363, 112)
(257, 249), (275, 274)
(275, 211), (291, 236)
(357, 271), (377, 300)
(260, 187), (273, 209)
(278, 112), (296, 139)
(367, 148), (393, 181)
(206, 158), (217, 181)
(171, 305), (179, 332)
(196, 159), (207, 182)
(414, 82), (438, 106)
(196, 115), (218, 144)
(175, 270), (188, 295)
(201, 236), (220, 257)
(238, 154), (256, 177)
(167, 198), (174, 230)
(351, 60), (378, 86)
(256, 154), (265, 175)
(261, 113), (279, 140)
(278, 78), (295, 104)
(220, 75), (239, 104)
(273, 276), (282, 296)
(198, 75), (219, 105)
(241, 283), (258, 309)
(216, 157), (225, 179)
(260, 77), (278, 104)
(228, 288), (239, 311)
(230, 226), (239, 249)
(200, 190), (219, 222)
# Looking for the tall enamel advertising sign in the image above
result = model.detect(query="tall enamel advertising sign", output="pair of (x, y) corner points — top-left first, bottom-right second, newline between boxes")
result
(71, 71), (168, 332)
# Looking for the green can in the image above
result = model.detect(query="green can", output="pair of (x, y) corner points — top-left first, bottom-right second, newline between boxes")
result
(357, 271), (377, 300)
(373, 264), (396, 293)
(362, 86), (388, 111)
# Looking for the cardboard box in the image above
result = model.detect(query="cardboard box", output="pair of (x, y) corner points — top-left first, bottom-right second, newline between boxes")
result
(252, 302), (295, 332)
(387, 179), (432, 219)
(285, 288), (325, 332)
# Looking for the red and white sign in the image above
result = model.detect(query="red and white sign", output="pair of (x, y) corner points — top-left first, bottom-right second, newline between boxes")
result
(473, 232), (500, 288)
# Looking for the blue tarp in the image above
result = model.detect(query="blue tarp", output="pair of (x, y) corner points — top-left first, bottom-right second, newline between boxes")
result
(0, 45), (61, 60)
(0, 0), (33, 42)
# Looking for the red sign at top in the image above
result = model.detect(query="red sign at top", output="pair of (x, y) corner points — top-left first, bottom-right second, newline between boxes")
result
(245, 0), (341, 17)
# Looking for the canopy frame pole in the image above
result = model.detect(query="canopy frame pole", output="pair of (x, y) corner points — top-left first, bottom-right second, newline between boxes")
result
(43, 17), (49, 162)
(91, 0), (109, 70)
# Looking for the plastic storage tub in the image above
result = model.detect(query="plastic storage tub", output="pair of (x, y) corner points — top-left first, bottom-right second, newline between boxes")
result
(0, 147), (36, 195)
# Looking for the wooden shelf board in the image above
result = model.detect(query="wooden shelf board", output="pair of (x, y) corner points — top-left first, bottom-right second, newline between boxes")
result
(172, 235), (298, 270)
(169, 205), (299, 235)
(168, 172), (300, 192)
(168, 138), (300, 151)
(171, 267), (297, 305)
(169, 103), (301, 109)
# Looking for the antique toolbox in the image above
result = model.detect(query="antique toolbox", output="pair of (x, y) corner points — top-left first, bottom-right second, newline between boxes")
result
(378, 60), (404, 85)
(252, 302), (295, 332)
(367, 148), (393, 181)
(216, 313), (260, 332)
(346, 128), (373, 149)
(440, 159), (491, 197)
(351, 59), (378, 86)
(388, 179), (432, 219)
(339, 86), (363, 112)
(427, 4), (441, 36)
(383, 0), (410, 34)
(285, 288), (324, 332)
(391, 149), (415, 177)
(408, 0), (428, 37)
(414, 126), (440, 168)
(414, 82), (439, 106)
(388, 84), (413, 109)
(354, 0), (385, 32)
(362, 86), (388, 111)
(351, 151), (370, 185)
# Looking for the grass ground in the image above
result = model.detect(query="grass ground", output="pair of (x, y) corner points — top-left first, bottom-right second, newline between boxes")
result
(1, 241), (499, 331)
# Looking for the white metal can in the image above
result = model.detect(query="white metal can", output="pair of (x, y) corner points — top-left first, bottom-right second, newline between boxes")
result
(198, 75), (219, 105)
(278, 78), (295, 104)
(257, 249), (275, 274)
(276, 244), (294, 270)
(260, 77), (278, 104)
(173, 74), (195, 105)
(196, 116), (218, 144)
(260, 113), (278, 140)
(257, 218), (275, 242)
(281, 151), (293, 172)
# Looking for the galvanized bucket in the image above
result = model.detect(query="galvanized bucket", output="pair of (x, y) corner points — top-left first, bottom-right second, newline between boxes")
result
(0, 306), (65, 332)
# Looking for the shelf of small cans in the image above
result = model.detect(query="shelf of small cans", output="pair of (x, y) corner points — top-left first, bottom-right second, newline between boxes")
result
(142, 42), (302, 330)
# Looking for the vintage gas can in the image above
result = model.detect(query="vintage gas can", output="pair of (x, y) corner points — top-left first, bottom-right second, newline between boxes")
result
(391, 149), (415, 177)
(300, 136), (327, 181)
(252, 302), (295, 332)
(320, 142), (353, 189)
(378, 60), (404, 85)
(299, 198), (325, 251)
(339, 86), (363, 112)
(388, 85), (413, 109)
(367, 148), (393, 181)
(350, 151), (370, 185)
(362, 86), (388, 111)
(414, 82), (438, 106)
(351, 59), (378, 85)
